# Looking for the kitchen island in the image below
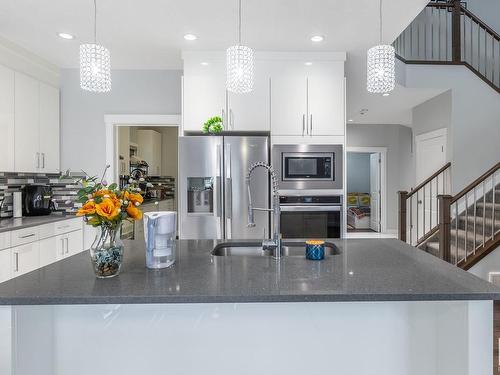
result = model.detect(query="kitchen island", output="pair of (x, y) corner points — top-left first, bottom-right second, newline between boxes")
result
(0, 238), (498, 374)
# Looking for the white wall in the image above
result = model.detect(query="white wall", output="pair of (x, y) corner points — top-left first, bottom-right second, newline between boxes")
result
(404, 63), (500, 192)
(60, 69), (182, 176)
(347, 124), (413, 231)
(466, 0), (500, 34)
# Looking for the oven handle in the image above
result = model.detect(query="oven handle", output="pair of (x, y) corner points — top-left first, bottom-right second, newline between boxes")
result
(280, 206), (342, 212)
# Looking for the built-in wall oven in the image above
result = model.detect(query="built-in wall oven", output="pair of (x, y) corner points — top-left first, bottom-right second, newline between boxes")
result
(280, 195), (342, 239)
(272, 144), (343, 190)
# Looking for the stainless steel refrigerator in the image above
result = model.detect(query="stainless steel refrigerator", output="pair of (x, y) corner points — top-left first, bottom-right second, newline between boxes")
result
(179, 135), (270, 239)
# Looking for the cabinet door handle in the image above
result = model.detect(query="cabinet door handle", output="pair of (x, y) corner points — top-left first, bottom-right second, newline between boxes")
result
(36, 152), (40, 169)
(61, 238), (65, 256)
(302, 114), (305, 136)
(222, 109), (226, 129)
(19, 233), (35, 239)
(229, 109), (234, 130)
(42, 153), (45, 169)
(14, 252), (19, 272)
(65, 238), (69, 254)
(310, 114), (313, 135)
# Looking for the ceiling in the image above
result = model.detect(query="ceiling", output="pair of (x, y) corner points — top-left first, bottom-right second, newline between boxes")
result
(0, 0), (442, 125)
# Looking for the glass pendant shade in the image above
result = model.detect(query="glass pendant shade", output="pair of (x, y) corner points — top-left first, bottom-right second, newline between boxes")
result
(226, 45), (254, 94)
(367, 44), (395, 94)
(80, 43), (111, 93)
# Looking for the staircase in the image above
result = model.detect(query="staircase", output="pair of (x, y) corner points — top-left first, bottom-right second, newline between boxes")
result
(398, 162), (500, 270)
(393, 0), (500, 93)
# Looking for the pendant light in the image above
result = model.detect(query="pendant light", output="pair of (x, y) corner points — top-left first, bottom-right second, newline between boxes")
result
(367, 0), (395, 94)
(226, 0), (254, 94)
(80, 0), (111, 93)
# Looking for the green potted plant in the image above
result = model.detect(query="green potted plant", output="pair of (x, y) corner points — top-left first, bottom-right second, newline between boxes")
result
(202, 116), (224, 134)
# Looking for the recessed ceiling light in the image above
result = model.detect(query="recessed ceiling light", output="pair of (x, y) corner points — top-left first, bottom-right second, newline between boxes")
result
(311, 35), (324, 42)
(382, 93), (390, 96)
(200, 62), (209, 66)
(348, 119), (353, 122)
(184, 34), (197, 41)
(57, 32), (74, 40)
(304, 62), (313, 66)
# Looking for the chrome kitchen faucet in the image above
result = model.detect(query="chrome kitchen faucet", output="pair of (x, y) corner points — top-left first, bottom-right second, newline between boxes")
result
(246, 162), (282, 259)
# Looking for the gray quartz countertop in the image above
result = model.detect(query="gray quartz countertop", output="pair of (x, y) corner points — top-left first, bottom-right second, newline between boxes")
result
(0, 213), (77, 233)
(0, 238), (499, 305)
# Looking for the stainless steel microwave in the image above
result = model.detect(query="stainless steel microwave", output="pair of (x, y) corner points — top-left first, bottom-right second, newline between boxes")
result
(272, 144), (343, 190)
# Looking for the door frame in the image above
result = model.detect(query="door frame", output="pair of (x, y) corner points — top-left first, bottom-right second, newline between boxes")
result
(104, 114), (181, 183)
(345, 146), (387, 235)
(415, 127), (447, 184)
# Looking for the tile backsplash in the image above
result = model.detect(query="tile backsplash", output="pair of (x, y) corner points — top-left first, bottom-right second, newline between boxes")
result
(0, 172), (83, 218)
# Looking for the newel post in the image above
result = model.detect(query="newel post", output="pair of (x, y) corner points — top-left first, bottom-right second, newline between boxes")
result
(398, 191), (408, 242)
(451, 0), (462, 62)
(438, 195), (453, 262)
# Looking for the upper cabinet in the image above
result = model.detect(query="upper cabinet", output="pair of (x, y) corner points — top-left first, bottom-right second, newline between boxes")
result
(39, 83), (60, 173)
(14, 71), (60, 173)
(182, 52), (345, 138)
(0, 65), (15, 172)
(182, 56), (271, 132)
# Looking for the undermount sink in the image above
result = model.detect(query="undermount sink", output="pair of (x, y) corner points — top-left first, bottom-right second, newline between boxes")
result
(211, 241), (340, 257)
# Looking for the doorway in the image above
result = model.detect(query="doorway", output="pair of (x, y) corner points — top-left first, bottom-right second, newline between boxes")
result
(105, 115), (181, 241)
(346, 147), (387, 234)
(415, 128), (447, 184)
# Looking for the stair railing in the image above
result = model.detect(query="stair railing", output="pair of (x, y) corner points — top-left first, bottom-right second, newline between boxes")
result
(398, 162), (452, 246)
(438, 162), (500, 267)
(393, 0), (500, 93)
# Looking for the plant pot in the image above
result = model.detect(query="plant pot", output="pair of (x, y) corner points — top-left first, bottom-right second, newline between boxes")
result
(90, 225), (124, 278)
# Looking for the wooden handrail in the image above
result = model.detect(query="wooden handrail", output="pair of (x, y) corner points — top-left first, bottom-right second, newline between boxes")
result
(461, 7), (500, 41)
(407, 162), (451, 198)
(451, 162), (500, 203)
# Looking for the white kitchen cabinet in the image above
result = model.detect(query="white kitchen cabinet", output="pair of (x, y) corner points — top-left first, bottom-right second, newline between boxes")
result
(15, 72), (40, 172)
(0, 65), (15, 172)
(39, 236), (58, 267)
(0, 248), (11, 283)
(66, 230), (84, 257)
(183, 70), (227, 132)
(227, 74), (270, 131)
(271, 75), (308, 136)
(307, 76), (344, 136)
(137, 129), (162, 176)
(14, 71), (60, 173)
(39, 82), (60, 173)
(12, 242), (39, 278)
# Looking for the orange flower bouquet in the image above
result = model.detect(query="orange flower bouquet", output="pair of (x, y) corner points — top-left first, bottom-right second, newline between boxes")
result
(75, 165), (144, 278)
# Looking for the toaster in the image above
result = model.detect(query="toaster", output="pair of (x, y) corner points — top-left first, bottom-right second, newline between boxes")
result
(22, 184), (54, 216)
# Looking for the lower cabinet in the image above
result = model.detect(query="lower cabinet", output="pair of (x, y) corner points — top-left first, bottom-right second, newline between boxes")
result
(39, 236), (58, 267)
(0, 248), (11, 283)
(12, 242), (40, 278)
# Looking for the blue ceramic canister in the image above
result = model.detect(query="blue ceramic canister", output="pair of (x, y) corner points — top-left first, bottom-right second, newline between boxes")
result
(305, 240), (325, 260)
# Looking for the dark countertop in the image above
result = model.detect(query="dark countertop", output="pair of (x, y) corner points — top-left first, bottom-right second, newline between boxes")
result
(0, 238), (499, 305)
(0, 213), (77, 233)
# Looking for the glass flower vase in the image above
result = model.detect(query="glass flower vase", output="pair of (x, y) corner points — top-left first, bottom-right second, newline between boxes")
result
(90, 225), (124, 278)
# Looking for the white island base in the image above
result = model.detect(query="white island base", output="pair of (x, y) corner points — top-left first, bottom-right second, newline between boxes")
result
(0, 301), (492, 375)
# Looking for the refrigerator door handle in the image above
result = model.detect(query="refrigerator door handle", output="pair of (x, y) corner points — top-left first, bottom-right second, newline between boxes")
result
(225, 143), (232, 238)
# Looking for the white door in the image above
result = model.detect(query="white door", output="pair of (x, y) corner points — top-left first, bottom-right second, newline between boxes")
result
(12, 242), (40, 278)
(183, 63), (227, 132)
(415, 129), (447, 235)
(370, 153), (381, 232)
(227, 74), (270, 131)
(0, 65), (15, 172)
(66, 230), (84, 257)
(39, 237), (58, 267)
(307, 76), (344, 136)
(270, 75), (307, 136)
(39, 82), (60, 173)
(15, 72), (40, 172)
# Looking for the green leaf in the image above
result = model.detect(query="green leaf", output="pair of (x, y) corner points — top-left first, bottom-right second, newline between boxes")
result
(108, 183), (117, 191)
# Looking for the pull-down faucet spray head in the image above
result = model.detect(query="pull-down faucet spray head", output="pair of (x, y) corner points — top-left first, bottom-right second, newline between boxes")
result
(246, 162), (279, 228)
